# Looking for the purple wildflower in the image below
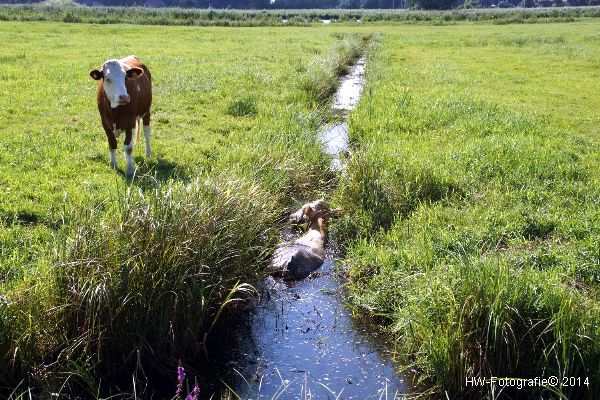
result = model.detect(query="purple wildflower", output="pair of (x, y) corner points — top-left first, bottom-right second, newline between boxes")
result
(175, 364), (185, 399)
(185, 386), (200, 400)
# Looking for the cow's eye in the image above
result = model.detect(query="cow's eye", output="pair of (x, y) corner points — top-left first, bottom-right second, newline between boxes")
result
(105, 78), (112, 84)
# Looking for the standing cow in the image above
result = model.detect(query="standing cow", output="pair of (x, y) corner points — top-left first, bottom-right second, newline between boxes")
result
(90, 55), (152, 176)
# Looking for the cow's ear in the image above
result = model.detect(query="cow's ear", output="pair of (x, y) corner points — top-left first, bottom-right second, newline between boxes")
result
(303, 205), (313, 222)
(126, 67), (144, 79)
(90, 69), (103, 80)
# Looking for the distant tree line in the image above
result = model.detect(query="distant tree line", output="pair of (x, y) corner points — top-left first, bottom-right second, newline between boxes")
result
(2, 0), (599, 10)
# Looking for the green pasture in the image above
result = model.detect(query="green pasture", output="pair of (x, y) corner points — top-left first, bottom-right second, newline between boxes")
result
(0, 22), (335, 276)
(1, 14), (600, 399)
(335, 20), (600, 399)
(0, 20), (367, 397)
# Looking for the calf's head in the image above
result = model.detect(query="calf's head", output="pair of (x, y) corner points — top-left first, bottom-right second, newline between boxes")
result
(90, 60), (144, 109)
(289, 199), (341, 226)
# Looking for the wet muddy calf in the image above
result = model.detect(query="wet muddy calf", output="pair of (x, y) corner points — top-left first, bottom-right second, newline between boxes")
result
(269, 200), (337, 280)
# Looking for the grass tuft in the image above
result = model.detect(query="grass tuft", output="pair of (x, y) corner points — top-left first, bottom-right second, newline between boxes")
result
(226, 96), (258, 117)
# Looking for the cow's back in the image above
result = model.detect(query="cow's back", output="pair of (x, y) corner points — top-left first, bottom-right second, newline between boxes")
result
(270, 242), (325, 280)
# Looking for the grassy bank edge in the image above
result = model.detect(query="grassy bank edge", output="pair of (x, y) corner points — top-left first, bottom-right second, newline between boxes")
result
(331, 29), (600, 399)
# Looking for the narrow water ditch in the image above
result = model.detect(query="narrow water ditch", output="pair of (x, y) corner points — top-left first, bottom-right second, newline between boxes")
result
(222, 56), (406, 399)
(319, 57), (365, 170)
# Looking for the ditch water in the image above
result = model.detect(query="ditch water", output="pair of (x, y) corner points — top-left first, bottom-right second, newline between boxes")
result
(319, 56), (365, 170)
(223, 57), (406, 399)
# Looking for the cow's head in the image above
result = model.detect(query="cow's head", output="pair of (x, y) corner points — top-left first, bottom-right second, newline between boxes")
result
(90, 60), (144, 109)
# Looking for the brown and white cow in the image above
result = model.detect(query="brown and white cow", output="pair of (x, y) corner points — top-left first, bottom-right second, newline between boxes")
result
(90, 55), (152, 176)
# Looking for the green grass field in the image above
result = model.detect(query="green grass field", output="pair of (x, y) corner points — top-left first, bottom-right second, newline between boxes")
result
(0, 12), (599, 399)
(0, 21), (368, 397)
(335, 20), (600, 399)
(0, 22), (332, 302)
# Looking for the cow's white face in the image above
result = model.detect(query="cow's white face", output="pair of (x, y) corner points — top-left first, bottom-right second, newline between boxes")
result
(90, 60), (143, 109)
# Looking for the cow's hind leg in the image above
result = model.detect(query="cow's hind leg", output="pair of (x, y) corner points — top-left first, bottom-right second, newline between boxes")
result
(142, 112), (151, 157)
(124, 127), (136, 177)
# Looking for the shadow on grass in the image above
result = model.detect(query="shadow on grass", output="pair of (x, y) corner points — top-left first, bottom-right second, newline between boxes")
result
(92, 154), (190, 188)
(127, 156), (191, 191)
(135, 156), (190, 181)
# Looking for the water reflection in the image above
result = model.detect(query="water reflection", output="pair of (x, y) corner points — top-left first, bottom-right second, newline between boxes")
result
(230, 259), (405, 399)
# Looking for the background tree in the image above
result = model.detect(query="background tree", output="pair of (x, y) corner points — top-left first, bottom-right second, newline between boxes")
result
(463, 0), (480, 8)
(405, 0), (461, 9)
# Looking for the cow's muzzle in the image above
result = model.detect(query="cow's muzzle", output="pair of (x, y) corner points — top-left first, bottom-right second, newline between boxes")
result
(118, 94), (130, 105)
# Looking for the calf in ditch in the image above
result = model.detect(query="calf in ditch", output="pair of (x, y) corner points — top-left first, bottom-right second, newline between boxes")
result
(270, 200), (339, 280)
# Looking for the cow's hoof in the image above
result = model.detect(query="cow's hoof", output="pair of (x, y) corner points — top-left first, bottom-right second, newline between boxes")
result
(126, 164), (136, 177)
(145, 150), (152, 157)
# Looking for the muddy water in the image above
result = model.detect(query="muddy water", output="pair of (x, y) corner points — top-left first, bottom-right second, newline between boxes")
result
(228, 258), (405, 399)
(226, 57), (406, 399)
(319, 122), (348, 171)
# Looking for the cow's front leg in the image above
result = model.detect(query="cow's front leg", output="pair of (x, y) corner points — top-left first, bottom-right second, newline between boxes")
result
(124, 127), (136, 176)
(110, 148), (117, 169)
(103, 124), (118, 169)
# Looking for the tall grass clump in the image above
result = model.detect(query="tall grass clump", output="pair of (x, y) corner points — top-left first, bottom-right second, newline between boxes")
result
(226, 96), (258, 117)
(334, 23), (600, 398)
(298, 34), (368, 104)
(0, 177), (279, 395)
